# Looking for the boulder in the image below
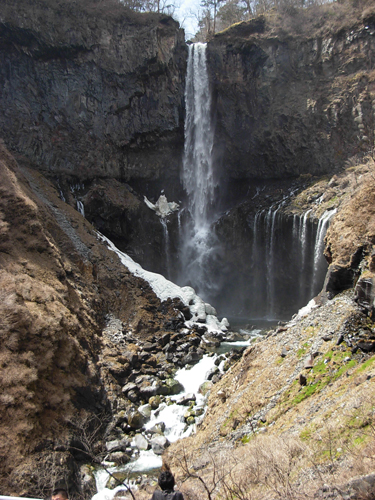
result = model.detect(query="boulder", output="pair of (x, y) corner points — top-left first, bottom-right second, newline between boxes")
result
(105, 438), (129, 452)
(217, 390), (226, 402)
(106, 451), (131, 465)
(211, 373), (222, 384)
(158, 333), (171, 347)
(138, 404), (152, 419)
(122, 382), (137, 395)
(206, 366), (220, 380)
(304, 356), (314, 369)
(181, 352), (201, 366)
(151, 435), (170, 455)
(357, 341), (375, 352)
(127, 409), (146, 430)
(199, 381), (213, 396)
(133, 433), (149, 450)
(225, 332), (245, 342)
(142, 342), (158, 352)
(177, 393), (196, 405)
(148, 422), (166, 435)
(139, 384), (157, 399)
(149, 395), (162, 409)
(156, 383), (171, 396)
(165, 378), (184, 395)
(127, 390), (138, 403)
(123, 351), (139, 366)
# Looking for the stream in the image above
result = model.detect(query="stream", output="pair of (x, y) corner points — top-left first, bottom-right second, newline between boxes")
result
(92, 326), (265, 500)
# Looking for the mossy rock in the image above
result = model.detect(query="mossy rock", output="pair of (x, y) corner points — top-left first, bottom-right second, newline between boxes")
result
(165, 378), (184, 395)
(199, 381), (213, 396)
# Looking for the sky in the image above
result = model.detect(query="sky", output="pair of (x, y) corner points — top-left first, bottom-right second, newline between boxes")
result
(173, 0), (200, 39)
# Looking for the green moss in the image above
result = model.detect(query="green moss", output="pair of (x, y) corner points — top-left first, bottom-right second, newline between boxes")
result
(297, 342), (310, 358)
(332, 359), (357, 380)
(241, 434), (252, 444)
(292, 381), (322, 405)
(313, 359), (329, 375)
(299, 426), (314, 441)
(356, 355), (375, 373)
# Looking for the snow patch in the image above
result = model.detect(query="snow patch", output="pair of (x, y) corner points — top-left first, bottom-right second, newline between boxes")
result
(97, 233), (228, 334)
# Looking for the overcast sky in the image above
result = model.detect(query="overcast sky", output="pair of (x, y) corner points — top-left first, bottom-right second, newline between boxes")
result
(173, 0), (200, 39)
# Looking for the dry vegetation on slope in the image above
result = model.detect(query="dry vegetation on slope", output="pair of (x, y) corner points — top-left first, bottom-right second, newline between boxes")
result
(0, 143), (179, 496)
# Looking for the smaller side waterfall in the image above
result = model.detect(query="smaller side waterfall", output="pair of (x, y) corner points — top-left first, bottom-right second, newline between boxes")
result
(77, 200), (85, 217)
(244, 205), (335, 319)
(160, 218), (171, 279)
(311, 209), (337, 294)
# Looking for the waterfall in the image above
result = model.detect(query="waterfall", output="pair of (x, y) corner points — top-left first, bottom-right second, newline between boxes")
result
(160, 218), (171, 278)
(310, 209), (337, 295)
(299, 209), (312, 301)
(178, 43), (218, 298)
(182, 43), (215, 226)
(246, 205), (335, 320)
(77, 200), (85, 217)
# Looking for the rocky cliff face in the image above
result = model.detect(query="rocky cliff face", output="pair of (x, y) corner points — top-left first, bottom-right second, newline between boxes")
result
(0, 0), (187, 197)
(193, 6), (375, 318)
(207, 9), (375, 190)
(0, 0), (187, 272)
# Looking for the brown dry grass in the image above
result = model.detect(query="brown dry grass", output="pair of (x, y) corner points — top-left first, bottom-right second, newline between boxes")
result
(166, 393), (375, 500)
(219, 0), (375, 42)
(325, 154), (375, 266)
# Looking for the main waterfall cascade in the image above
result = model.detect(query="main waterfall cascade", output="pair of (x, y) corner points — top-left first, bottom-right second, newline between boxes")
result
(177, 43), (222, 298)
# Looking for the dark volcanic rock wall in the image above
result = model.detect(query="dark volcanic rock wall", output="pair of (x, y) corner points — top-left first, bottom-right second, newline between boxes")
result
(207, 15), (375, 189)
(0, 0), (187, 198)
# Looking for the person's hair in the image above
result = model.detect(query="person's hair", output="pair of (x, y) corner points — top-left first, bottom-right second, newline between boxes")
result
(52, 489), (68, 499)
(158, 470), (175, 491)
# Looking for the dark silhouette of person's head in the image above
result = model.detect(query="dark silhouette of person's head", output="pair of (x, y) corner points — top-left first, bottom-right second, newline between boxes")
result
(52, 489), (68, 500)
(158, 471), (175, 491)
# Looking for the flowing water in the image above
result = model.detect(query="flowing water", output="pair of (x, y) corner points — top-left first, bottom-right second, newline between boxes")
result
(178, 42), (219, 298)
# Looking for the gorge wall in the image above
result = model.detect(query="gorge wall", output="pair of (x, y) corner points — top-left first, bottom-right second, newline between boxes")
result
(208, 9), (375, 190)
(0, 0), (187, 194)
(192, 7), (375, 317)
(0, 0), (187, 273)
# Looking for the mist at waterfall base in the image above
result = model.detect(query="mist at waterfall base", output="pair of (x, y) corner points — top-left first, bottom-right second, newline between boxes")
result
(174, 42), (333, 322)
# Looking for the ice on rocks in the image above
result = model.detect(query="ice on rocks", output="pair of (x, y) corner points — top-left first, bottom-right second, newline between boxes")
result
(144, 194), (179, 218)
